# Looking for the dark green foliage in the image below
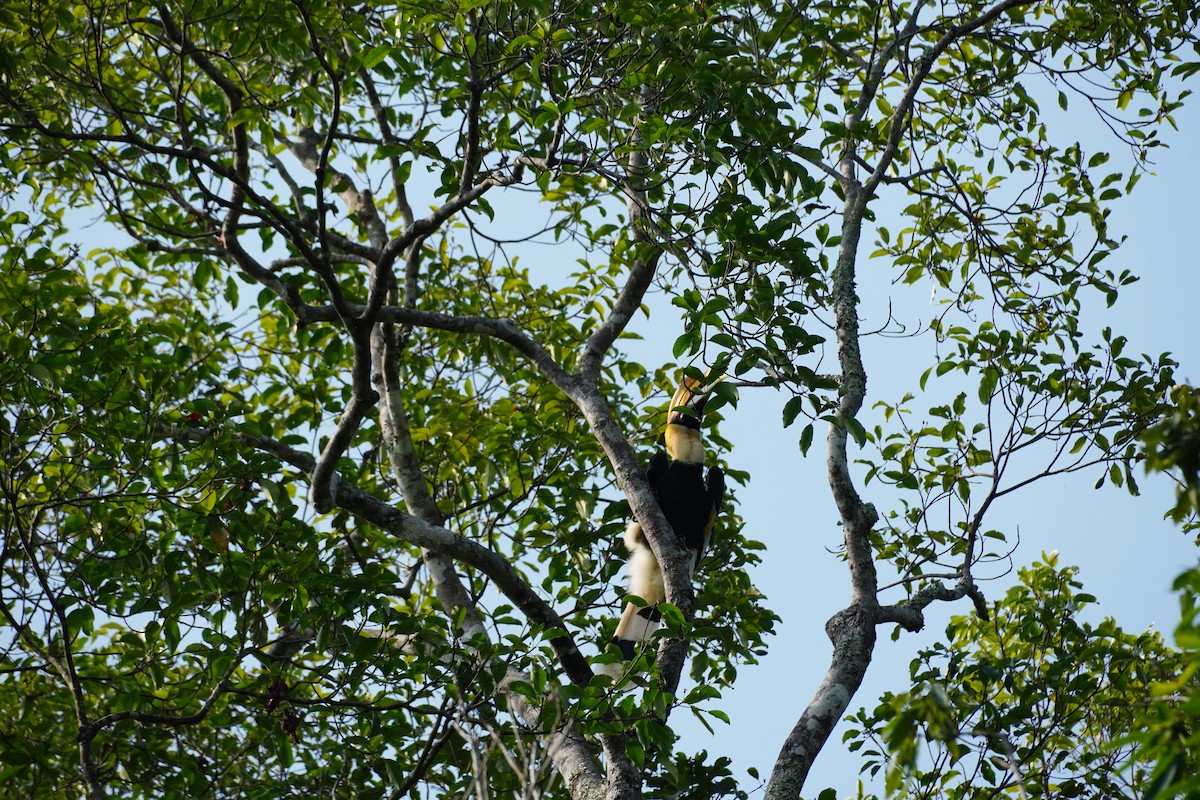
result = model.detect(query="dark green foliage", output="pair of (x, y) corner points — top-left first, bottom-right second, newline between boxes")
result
(848, 556), (1186, 799)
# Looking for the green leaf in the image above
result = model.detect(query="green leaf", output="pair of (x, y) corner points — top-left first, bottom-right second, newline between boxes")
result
(362, 44), (391, 69)
(782, 396), (804, 428)
(798, 423), (814, 455)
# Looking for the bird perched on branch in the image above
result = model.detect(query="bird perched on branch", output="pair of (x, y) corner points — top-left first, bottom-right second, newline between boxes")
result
(610, 376), (726, 664)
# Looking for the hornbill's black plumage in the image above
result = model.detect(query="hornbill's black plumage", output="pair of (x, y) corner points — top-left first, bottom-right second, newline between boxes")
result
(611, 377), (726, 662)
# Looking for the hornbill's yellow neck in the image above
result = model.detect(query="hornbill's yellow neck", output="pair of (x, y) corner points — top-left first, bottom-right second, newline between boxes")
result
(664, 377), (711, 465)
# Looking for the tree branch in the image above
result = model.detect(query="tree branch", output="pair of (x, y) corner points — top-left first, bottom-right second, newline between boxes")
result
(862, 0), (1037, 199)
(764, 606), (877, 800)
(227, 427), (594, 686)
(577, 87), (663, 380)
(301, 304), (575, 388)
(370, 315), (609, 797)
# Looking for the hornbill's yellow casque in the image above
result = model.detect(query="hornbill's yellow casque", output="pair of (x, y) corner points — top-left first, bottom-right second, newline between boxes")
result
(612, 376), (726, 662)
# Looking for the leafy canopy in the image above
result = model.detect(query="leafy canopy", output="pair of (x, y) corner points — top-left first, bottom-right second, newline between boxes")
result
(0, 0), (1197, 798)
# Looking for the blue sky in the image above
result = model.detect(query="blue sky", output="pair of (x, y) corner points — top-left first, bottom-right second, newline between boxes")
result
(658, 89), (1200, 794)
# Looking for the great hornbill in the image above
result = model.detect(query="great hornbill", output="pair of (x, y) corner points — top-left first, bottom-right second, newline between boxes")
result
(611, 376), (726, 663)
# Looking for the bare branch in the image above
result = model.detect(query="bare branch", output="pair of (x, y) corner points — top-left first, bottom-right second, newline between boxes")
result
(862, 0), (1037, 199)
(302, 304), (575, 389)
(577, 87), (663, 379)
(360, 67), (415, 228)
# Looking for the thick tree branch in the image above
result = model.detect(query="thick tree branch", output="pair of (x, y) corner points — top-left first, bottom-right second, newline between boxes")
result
(765, 606), (877, 800)
(309, 335), (378, 514)
(575, 86), (697, 703)
(877, 579), (986, 632)
(849, 0), (927, 131)
(274, 17), (390, 516)
(577, 250), (660, 381)
(826, 179), (880, 604)
(459, 59), (486, 195)
(767, 4), (1054, 793)
(284, 122), (390, 514)
(768, 120), (880, 800)
(603, 733), (644, 800)
(221, 413), (611, 796)
(301, 304), (574, 388)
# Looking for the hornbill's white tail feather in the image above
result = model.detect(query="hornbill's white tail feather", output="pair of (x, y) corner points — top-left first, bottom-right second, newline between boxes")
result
(611, 521), (666, 661)
(624, 521), (665, 605)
